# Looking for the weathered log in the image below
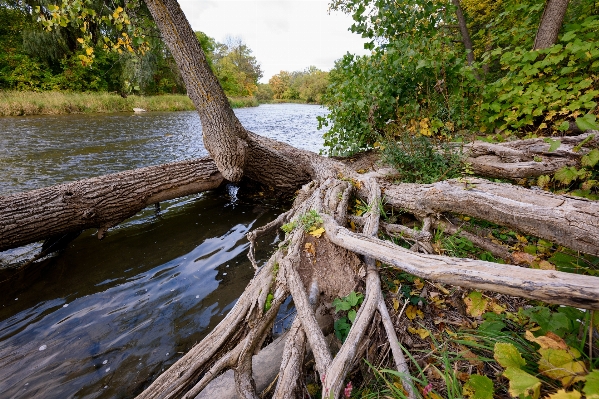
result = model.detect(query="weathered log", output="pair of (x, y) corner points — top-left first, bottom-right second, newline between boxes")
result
(384, 178), (599, 256)
(323, 216), (599, 309)
(465, 131), (598, 178)
(0, 158), (223, 252)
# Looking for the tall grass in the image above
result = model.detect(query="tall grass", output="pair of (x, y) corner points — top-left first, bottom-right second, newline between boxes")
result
(227, 96), (259, 108)
(0, 91), (259, 116)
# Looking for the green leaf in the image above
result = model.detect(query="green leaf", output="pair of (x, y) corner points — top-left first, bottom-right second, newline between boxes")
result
(583, 370), (599, 399)
(575, 114), (599, 131)
(332, 298), (352, 312)
(503, 367), (541, 399)
(554, 166), (579, 185)
(463, 374), (494, 399)
(346, 291), (363, 307)
(334, 317), (351, 342)
(544, 138), (561, 152)
(548, 251), (579, 272)
(558, 121), (570, 131)
(494, 342), (526, 369)
(348, 309), (357, 323)
(582, 149), (599, 168)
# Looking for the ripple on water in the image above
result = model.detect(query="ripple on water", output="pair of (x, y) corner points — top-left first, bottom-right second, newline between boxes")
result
(0, 104), (325, 398)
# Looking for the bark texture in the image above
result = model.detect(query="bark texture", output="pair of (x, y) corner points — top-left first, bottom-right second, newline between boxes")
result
(383, 178), (599, 256)
(0, 158), (222, 252)
(452, 0), (475, 65)
(143, 0), (311, 190)
(465, 132), (598, 178)
(533, 0), (570, 50)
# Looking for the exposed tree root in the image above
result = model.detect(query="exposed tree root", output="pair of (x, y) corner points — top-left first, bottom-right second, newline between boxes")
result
(134, 161), (599, 399)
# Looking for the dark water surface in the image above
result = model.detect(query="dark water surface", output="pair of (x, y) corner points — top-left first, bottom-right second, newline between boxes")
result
(0, 104), (327, 398)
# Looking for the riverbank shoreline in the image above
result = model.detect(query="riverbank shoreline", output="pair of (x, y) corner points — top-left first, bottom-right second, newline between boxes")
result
(0, 91), (261, 116)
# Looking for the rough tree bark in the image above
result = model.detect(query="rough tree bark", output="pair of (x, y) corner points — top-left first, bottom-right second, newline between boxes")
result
(0, 158), (222, 252)
(533, 0), (570, 50)
(451, 0), (475, 66)
(2, 0), (599, 398)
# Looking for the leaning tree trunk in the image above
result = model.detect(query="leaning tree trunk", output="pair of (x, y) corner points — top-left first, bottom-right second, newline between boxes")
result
(533, 0), (570, 50)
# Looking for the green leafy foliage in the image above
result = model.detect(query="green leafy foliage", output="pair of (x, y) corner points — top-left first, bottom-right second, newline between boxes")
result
(333, 291), (364, 342)
(381, 132), (463, 184)
(298, 210), (323, 232)
(269, 66), (329, 103)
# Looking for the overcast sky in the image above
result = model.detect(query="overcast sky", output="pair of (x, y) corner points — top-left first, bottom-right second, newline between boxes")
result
(178, 0), (369, 82)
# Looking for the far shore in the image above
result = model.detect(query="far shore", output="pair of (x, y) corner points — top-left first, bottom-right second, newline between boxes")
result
(0, 91), (261, 117)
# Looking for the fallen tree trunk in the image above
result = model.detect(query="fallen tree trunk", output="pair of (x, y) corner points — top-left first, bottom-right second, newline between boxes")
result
(383, 177), (599, 256)
(0, 157), (222, 252)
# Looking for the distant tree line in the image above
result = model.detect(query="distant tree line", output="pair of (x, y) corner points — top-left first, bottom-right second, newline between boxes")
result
(0, 0), (328, 102)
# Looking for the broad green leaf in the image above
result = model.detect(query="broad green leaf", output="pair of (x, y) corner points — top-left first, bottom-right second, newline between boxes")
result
(547, 389), (581, 399)
(494, 342), (526, 369)
(582, 149), (599, 168)
(503, 367), (541, 399)
(465, 291), (488, 317)
(576, 114), (599, 131)
(544, 138), (561, 152)
(348, 309), (357, 323)
(332, 298), (352, 312)
(346, 291), (363, 307)
(554, 167), (579, 185)
(583, 370), (599, 399)
(463, 374), (494, 399)
(548, 251), (579, 272)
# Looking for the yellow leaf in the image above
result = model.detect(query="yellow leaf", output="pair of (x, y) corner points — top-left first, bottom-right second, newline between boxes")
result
(408, 326), (430, 339)
(539, 260), (556, 270)
(464, 291), (488, 317)
(406, 305), (423, 320)
(414, 278), (424, 290)
(304, 242), (315, 256)
(308, 228), (325, 238)
(547, 389), (582, 399)
(525, 331), (568, 350)
(490, 301), (506, 314)
(349, 220), (356, 231)
(516, 234), (528, 243)
(392, 298), (400, 311)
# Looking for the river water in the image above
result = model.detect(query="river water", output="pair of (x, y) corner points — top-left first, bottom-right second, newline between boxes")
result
(0, 104), (327, 398)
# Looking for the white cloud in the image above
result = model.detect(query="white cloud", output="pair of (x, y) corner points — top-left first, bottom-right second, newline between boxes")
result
(178, 0), (369, 82)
